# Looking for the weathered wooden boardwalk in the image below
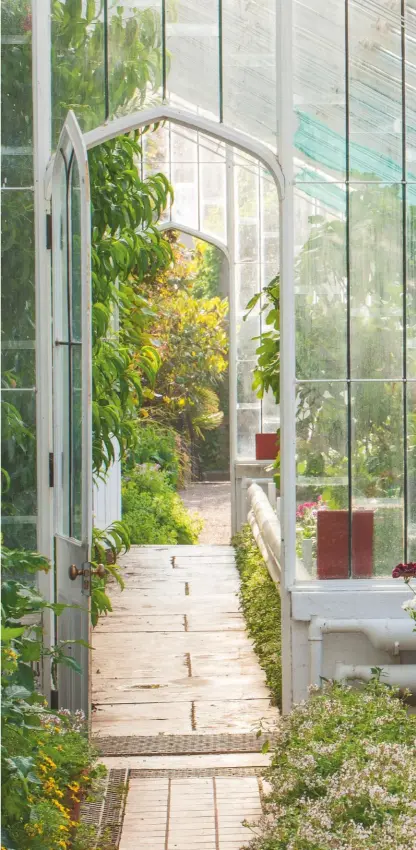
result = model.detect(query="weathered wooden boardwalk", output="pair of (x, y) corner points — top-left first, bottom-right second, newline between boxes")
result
(92, 545), (277, 849)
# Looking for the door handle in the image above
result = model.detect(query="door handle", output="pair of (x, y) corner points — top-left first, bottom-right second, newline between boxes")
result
(69, 563), (106, 581)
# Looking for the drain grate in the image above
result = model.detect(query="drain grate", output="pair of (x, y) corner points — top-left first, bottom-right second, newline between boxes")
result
(81, 768), (128, 848)
(129, 766), (264, 778)
(95, 732), (275, 757)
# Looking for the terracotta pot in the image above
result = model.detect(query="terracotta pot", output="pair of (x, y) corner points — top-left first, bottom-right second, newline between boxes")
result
(255, 432), (280, 461)
(316, 510), (374, 579)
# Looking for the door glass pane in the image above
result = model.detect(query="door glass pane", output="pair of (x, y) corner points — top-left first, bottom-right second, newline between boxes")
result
(71, 160), (82, 342)
(71, 346), (82, 540)
(70, 159), (83, 539)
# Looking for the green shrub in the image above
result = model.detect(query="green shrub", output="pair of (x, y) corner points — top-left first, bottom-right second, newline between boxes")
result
(232, 525), (282, 707)
(124, 423), (185, 488)
(247, 680), (416, 850)
(122, 466), (202, 544)
(1, 547), (105, 850)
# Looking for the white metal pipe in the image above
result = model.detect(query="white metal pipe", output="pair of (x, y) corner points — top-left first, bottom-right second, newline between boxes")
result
(309, 616), (416, 687)
(335, 663), (416, 692)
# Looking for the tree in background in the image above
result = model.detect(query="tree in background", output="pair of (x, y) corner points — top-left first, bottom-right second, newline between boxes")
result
(141, 235), (229, 466)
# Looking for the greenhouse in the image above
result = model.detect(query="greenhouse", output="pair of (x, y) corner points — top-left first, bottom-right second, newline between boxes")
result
(2, 1), (416, 848)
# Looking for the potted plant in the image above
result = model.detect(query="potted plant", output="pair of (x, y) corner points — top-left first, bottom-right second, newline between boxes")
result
(255, 431), (280, 461)
(317, 509), (374, 579)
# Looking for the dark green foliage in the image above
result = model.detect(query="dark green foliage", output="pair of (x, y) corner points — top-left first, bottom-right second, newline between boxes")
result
(124, 423), (183, 488)
(89, 131), (173, 477)
(232, 525), (282, 708)
(122, 467), (202, 545)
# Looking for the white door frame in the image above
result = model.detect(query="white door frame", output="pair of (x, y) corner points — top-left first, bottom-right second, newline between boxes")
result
(84, 104), (296, 711)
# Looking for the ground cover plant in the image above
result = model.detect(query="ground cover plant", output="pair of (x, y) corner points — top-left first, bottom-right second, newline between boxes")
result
(122, 466), (202, 545)
(245, 679), (416, 850)
(233, 525), (282, 708)
(1, 548), (105, 850)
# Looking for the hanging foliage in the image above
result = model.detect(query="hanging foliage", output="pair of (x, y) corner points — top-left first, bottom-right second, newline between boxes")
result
(88, 130), (173, 476)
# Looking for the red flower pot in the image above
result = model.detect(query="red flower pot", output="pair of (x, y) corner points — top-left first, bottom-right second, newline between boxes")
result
(255, 432), (280, 461)
(317, 510), (374, 579)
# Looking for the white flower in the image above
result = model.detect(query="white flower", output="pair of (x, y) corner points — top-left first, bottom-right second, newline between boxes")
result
(402, 597), (416, 611)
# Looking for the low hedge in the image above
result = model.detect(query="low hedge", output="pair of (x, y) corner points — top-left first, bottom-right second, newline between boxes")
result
(122, 466), (202, 545)
(232, 524), (282, 708)
(246, 679), (416, 850)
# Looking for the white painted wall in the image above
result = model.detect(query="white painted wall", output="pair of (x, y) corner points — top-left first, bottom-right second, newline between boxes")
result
(93, 457), (122, 530)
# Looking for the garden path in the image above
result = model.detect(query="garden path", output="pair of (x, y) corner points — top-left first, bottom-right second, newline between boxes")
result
(179, 483), (232, 544)
(92, 544), (277, 849)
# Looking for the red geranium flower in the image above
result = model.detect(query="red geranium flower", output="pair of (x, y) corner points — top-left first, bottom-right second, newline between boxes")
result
(392, 562), (416, 578)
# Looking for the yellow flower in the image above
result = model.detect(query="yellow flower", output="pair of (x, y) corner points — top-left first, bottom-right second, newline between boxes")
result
(68, 781), (80, 793)
(59, 824), (69, 832)
(43, 755), (57, 769)
(52, 799), (70, 817)
(58, 842), (68, 849)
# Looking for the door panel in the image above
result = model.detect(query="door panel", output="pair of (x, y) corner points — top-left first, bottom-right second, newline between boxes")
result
(52, 112), (92, 715)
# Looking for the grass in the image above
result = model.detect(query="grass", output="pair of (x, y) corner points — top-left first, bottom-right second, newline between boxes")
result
(232, 524), (282, 708)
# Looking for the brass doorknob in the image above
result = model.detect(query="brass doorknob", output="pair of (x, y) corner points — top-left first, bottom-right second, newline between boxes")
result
(69, 563), (106, 581)
(69, 564), (82, 581)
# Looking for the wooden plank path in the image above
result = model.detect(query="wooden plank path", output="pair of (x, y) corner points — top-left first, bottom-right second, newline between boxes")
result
(92, 545), (278, 849)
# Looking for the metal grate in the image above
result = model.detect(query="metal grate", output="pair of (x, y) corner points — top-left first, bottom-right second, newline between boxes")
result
(129, 766), (264, 778)
(95, 732), (275, 757)
(80, 768), (128, 848)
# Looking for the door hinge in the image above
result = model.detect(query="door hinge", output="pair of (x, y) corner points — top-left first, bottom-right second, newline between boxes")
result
(46, 213), (52, 249)
(49, 452), (54, 487)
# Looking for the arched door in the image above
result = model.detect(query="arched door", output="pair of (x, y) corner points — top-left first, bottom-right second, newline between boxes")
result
(51, 111), (92, 714)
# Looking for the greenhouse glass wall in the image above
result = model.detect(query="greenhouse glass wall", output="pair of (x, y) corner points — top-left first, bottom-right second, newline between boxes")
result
(1, 0), (416, 708)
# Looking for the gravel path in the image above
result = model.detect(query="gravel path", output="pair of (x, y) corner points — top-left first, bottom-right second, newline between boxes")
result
(179, 482), (232, 545)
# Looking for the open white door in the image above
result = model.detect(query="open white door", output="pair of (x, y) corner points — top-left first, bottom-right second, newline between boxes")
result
(51, 111), (92, 715)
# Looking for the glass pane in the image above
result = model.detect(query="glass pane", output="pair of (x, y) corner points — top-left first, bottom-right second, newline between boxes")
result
(1, 519), (37, 552)
(293, 0), (345, 182)
(237, 314), (259, 361)
(142, 124), (169, 176)
(200, 163), (226, 241)
(237, 361), (258, 404)
(171, 126), (197, 163)
(295, 189), (347, 380)
(72, 346), (82, 540)
(408, 381), (416, 561)
(51, 0), (105, 142)
(407, 198), (416, 378)
(1, 13), (33, 158)
(70, 160), (82, 342)
(261, 171), (279, 235)
(223, 0), (276, 147)
(1, 389), (37, 520)
(351, 381), (404, 577)
(166, 0), (219, 119)
(296, 382), (348, 580)
(1, 190), (35, 342)
(109, 1), (163, 118)
(56, 345), (70, 538)
(237, 407), (261, 459)
(236, 264), (260, 313)
(1, 347), (35, 389)
(349, 1), (402, 181)
(350, 184), (403, 379)
(406, 6), (416, 180)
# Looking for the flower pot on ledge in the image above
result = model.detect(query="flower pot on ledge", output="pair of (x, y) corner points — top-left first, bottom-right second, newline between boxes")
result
(255, 432), (280, 461)
(316, 509), (374, 579)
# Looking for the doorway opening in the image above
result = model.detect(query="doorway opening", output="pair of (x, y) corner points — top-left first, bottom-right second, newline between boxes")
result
(93, 118), (281, 544)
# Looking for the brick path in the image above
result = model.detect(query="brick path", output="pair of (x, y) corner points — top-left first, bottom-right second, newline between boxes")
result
(92, 545), (278, 849)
